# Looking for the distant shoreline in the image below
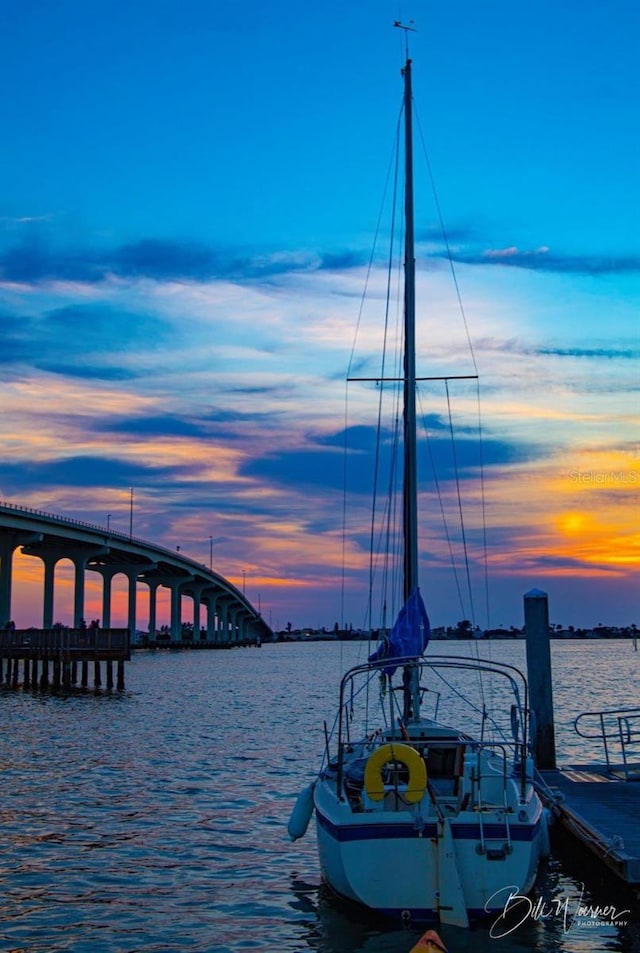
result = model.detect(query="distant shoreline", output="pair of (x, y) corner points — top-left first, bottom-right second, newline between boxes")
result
(275, 625), (638, 643)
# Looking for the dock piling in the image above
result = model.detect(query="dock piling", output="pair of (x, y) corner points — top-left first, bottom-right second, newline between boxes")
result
(524, 588), (556, 769)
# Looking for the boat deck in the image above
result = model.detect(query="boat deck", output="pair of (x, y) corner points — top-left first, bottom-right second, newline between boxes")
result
(539, 764), (640, 889)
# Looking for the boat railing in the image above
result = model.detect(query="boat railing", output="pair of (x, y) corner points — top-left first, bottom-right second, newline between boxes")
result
(574, 707), (640, 780)
(473, 742), (514, 856)
(339, 655), (530, 722)
(334, 655), (532, 795)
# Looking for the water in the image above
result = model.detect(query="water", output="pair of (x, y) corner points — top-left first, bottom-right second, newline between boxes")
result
(0, 640), (638, 952)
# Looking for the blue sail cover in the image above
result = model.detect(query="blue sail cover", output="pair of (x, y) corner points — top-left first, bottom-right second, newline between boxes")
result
(369, 587), (431, 676)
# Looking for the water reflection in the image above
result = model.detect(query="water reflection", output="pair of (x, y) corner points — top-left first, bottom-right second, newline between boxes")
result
(0, 641), (637, 952)
(288, 860), (633, 953)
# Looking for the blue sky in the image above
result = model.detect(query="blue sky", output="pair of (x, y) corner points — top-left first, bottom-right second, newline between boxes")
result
(1, 0), (638, 632)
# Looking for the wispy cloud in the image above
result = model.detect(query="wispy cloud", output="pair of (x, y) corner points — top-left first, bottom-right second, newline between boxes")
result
(474, 336), (640, 363)
(536, 345), (640, 360)
(0, 302), (169, 377)
(239, 423), (534, 495)
(3, 231), (640, 287)
(92, 414), (216, 439)
(0, 455), (177, 490)
(0, 214), (55, 225)
(0, 236), (327, 285)
(443, 244), (640, 275)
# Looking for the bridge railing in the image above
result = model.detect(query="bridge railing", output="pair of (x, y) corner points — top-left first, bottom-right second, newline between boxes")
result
(0, 499), (152, 547)
(0, 628), (130, 658)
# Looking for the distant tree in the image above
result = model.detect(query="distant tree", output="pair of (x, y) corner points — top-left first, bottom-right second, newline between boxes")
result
(286, 622), (292, 634)
(455, 619), (472, 638)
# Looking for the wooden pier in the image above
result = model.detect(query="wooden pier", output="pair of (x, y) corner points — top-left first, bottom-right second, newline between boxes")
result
(0, 627), (130, 691)
(540, 764), (640, 895)
(525, 593), (639, 899)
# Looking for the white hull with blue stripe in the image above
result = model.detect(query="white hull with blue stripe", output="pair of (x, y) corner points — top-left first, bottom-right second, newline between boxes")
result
(311, 694), (548, 924)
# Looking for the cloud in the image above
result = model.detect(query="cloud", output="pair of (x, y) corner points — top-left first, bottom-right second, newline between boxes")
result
(38, 363), (139, 381)
(45, 302), (166, 345)
(109, 239), (222, 281)
(0, 312), (31, 363)
(0, 236), (324, 285)
(416, 223), (479, 245)
(0, 455), (178, 491)
(0, 240), (103, 283)
(239, 423), (533, 494)
(3, 230), (639, 288)
(535, 345), (639, 360)
(443, 245), (640, 275)
(318, 249), (368, 271)
(471, 336), (640, 367)
(0, 303), (169, 376)
(92, 414), (215, 439)
(0, 215), (51, 223)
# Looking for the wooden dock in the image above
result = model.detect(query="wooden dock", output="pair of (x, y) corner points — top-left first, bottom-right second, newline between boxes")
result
(540, 764), (640, 893)
(0, 627), (130, 691)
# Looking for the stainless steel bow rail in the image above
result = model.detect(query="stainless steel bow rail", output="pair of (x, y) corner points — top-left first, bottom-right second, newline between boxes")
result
(0, 626), (130, 691)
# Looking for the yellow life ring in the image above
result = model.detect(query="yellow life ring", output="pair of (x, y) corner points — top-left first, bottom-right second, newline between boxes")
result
(364, 742), (427, 803)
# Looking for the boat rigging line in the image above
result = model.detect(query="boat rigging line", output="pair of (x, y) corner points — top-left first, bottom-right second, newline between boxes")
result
(340, 46), (492, 650)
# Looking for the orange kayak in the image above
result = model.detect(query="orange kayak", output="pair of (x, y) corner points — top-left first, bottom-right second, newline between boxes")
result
(409, 929), (447, 953)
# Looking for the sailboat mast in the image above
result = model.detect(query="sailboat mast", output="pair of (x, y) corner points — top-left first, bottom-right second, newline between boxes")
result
(402, 57), (418, 602)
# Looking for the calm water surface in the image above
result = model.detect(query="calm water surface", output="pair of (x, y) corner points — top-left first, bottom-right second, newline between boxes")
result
(0, 640), (638, 952)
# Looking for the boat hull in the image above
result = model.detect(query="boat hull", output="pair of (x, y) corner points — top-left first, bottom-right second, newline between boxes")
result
(314, 778), (546, 922)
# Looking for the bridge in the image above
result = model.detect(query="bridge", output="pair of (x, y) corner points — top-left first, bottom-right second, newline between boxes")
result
(0, 501), (272, 647)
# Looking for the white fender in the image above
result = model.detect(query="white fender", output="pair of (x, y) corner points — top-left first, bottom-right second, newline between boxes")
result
(287, 782), (316, 841)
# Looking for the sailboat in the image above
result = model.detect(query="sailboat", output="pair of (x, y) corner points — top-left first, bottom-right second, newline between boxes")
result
(288, 40), (549, 926)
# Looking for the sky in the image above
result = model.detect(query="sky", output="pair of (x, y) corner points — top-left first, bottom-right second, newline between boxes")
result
(0, 0), (638, 633)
